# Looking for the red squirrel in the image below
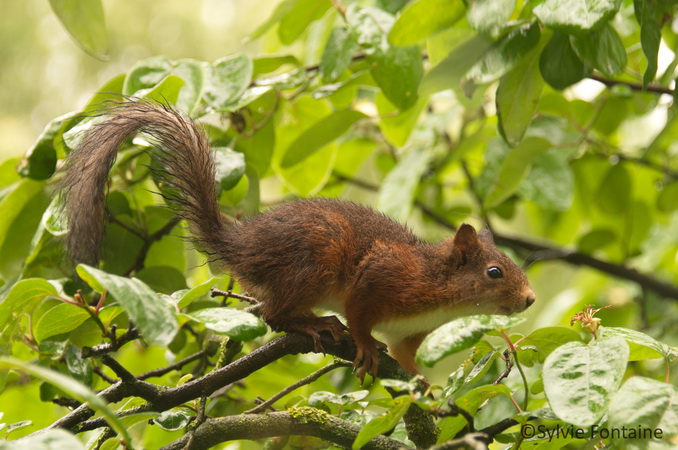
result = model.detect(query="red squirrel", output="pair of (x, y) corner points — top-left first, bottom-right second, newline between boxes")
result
(61, 101), (536, 381)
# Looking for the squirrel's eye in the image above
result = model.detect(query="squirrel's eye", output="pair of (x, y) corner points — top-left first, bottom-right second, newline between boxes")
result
(487, 266), (503, 279)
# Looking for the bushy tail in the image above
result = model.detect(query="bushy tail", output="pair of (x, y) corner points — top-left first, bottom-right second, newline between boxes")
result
(61, 101), (231, 266)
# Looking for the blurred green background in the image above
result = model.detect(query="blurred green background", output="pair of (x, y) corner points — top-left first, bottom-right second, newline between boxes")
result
(0, 0), (276, 160)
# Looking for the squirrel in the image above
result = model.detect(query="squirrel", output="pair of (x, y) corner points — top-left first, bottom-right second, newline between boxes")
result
(61, 101), (536, 382)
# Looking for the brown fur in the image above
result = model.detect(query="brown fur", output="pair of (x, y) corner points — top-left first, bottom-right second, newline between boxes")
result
(62, 101), (536, 381)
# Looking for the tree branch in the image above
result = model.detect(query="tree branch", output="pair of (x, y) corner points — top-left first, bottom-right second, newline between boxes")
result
(159, 409), (405, 450)
(49, 333), (437, 447)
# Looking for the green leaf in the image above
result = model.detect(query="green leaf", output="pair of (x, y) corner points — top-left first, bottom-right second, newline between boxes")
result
(0, 429), (85, 449)
(602, 327), (676, 361)
(352, 396), (412, 449)
(595, 164), (631, 215)
(81, 74), (125, 113)
(6, 421), (32, 438)
(0, 357), (132, 446)
(388, 0), (465, 46)
(637, 0), (662, 87)
(0, 180), (46, 275)
(33, 303), (90, 343)
(420, 34), (492, 96)
(608, 377), (678, 436)
(521, 326), (583, 362)
(417, 315), (526, 367)
(123, 56), (172, 96)
(281, 109), (366, 168)
(0, 158), (21, 189)
(333, 138), (377, 179)
(484, 137), (551, 209)
(309, 390), (369, 407)
(143, 74), (185, 106)
(278, 141), (336, 196)
(438, 385), (512, 442)
(174, 278), (217, 309)
(377, 94), (427, 147)
(444, 364), (466, 396)
(539, 32), (591, 90)
(0, 279), (58, 330)
(76, 265), (178, 347)
(136, 266), (187, 295)
(345, 5), (423, 110)
(466, 22), (541, 85)
(534, 0), (622, 33)
(377, 146), (432, 223)
(346, 5), (394, 54)
(371, 45), (423, 110)
(174, 59), (206, 115)
(467, 0), (516, 37)
(658, 182), (678, 212)
(321, 27), (359, 83)
(19, 114), (73, 180)
(519, 151), (575, 211)
(154, 409), (193, 431)
(204, 54), (253, 111)
(48, 0), (108, 59)
(465, 351), (500, 384)
(278, 0), (331, 45)
(65, 344), (93, 386)
(245, 0), (298, 42)
(578, 229), (617, 253)
(185, 308), (267, 341)
(570, 24), (627, 77)
(253, 55), (300, 76)
(497, 43), (545, 147)
(69, 318), (104, 348)
(119, 412), (160, 429)
(543, 337), (629, 426)
(238, 114), (275, 176)
(214, 147), (246, 190)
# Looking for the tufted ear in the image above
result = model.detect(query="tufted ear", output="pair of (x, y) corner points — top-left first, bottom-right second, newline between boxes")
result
(478, 228), (494, 245)
(452, 223), (481, 265)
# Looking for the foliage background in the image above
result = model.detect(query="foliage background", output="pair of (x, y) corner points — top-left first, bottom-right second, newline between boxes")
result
(0, 0), (677, 449)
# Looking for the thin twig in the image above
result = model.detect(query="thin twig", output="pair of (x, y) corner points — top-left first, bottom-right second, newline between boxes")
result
(493, 350), (513, 385)
(589, 73), (674, 96)
(445, 401), (475, 432)
(81, 328), (140, 358)
(100, 355), (136, 382)
(124, 215), (182, 275)
(138, 350), (208, 380)
(211, 288), (259, 305)
(93, 365), (117, 384)
(245, 360), (352, 414)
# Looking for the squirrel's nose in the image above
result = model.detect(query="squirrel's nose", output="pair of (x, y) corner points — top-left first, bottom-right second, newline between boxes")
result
(525, 291), (536, 309)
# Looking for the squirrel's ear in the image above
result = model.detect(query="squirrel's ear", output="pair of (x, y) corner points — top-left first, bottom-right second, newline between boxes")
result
(478, 228), (494, 245)
(451, 223), (481, 265)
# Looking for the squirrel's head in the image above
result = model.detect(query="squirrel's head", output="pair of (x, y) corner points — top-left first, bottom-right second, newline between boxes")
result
(444, 224), (536, 315)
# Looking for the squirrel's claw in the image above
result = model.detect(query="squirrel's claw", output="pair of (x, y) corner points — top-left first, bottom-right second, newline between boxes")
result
(353, 340), (382, 385)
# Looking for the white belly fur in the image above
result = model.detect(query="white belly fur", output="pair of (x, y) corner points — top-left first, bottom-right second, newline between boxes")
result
(372, 307), (467, 345)
(315, 296), (470, 347)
